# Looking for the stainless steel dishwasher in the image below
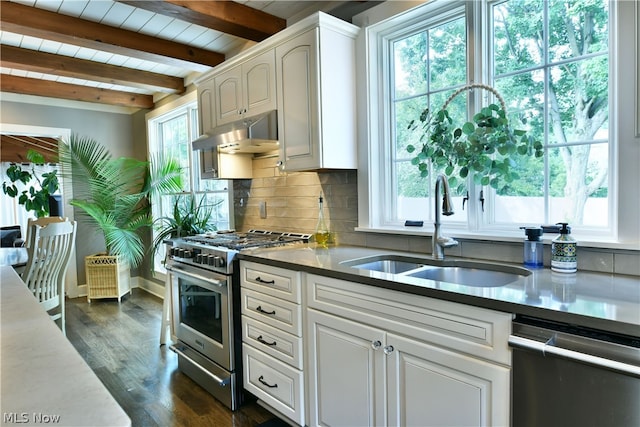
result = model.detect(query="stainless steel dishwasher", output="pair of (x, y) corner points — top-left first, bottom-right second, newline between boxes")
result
(509, 316), (640, 427)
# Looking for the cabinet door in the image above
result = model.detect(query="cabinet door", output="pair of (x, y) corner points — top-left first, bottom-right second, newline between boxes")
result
(197, 77), (215, 134)
(214, 66), (243, 125)
(307, 308), (385, 427)
(275, 28), (320, 171)
(243, 50), (276, 117)
(386, 333), (510, 427)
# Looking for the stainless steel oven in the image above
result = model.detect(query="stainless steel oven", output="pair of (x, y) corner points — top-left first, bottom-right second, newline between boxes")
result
(167, 262), (241, 409)
(165, 230), (310, 411)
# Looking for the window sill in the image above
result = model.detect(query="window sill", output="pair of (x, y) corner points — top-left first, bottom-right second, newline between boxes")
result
(354, 226), (640, 251)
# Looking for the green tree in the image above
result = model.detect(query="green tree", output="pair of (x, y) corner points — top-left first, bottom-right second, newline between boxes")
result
(395, 0), (608, 225)
(493, 0), (608, 223)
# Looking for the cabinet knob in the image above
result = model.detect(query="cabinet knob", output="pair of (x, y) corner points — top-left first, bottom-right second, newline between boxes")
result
(383, 345), (394, 355)
(371, 340), (382, 350)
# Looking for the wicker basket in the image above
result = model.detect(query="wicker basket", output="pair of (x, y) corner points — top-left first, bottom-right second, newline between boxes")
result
(85, 253), (131, 302)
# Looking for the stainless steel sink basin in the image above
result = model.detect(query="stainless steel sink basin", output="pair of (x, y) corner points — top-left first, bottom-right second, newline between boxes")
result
(347, 259), (424, 274)
(342, 255), (530, 287)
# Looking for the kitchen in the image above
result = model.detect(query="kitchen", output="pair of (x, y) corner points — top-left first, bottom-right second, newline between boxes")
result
(1, 0), (639, 426)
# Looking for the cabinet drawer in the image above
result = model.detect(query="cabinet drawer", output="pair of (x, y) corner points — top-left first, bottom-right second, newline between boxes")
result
(241, 261), (301, 303)
(241, 288), (302, 336)
(306, 274), (512, 365)
(243, 343), (304, 426)
(242, 315), (303, 369)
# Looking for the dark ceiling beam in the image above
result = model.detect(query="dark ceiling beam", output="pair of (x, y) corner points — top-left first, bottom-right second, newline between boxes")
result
(117, 0), (286, 42)
(1, 75), (154, 109)
(0, 135), (59, 163)
(1, 45), (185, 95)
(0, 1), (224, 73)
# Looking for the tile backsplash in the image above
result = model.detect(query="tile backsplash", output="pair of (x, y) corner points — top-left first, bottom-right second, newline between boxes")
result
(233, 156), (639, 276)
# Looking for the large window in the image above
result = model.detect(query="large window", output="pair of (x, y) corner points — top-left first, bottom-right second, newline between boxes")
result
(365, 0), (614, 240)
(147, 97), (232, 273)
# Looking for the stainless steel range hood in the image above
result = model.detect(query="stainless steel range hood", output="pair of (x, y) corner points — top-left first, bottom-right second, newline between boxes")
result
(192, 110), (279, 154)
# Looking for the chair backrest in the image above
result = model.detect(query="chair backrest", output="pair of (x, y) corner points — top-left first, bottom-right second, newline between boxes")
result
(25, 217), (69, 248)
(22, 221), (77, 313)
(1, 225), (22, 247)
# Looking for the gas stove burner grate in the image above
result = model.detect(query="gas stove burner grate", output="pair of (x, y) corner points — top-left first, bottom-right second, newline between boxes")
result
(182, 230), (311, 250)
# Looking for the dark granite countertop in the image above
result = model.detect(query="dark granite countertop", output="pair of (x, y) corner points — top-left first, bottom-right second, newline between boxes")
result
(238, 244), (640, 338)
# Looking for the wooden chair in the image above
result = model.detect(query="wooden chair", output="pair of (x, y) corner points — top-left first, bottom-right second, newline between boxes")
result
(22, 220), (77, 335)
(25, 217), (68, 248)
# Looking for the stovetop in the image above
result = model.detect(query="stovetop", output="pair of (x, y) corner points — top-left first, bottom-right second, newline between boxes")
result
(167, 230), (311, 274)
(183, 230), (311, 251)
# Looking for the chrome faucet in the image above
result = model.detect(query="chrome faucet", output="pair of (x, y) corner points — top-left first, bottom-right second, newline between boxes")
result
(433, 174), (458, 260)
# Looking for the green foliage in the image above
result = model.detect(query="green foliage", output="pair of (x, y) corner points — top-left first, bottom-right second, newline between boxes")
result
(2, 149), (60, 218)
(406, 102), (543, 192)
(57, 134), (183, 268)
(151, 194), (220, 264)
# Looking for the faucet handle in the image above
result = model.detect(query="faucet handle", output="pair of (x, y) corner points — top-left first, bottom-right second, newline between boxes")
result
(438, 236), (459, 248)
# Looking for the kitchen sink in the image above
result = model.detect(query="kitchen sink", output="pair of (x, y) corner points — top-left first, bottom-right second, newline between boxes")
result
(342, 255), (531, 287)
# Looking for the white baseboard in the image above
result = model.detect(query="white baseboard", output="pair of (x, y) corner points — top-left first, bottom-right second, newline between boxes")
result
(72, 277), (165, 300)
(135, 277), (165, 299)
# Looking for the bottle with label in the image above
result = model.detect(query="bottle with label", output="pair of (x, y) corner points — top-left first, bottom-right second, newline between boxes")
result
(551, 222), (577, 273)
(521, 226), (543, 268)
(314, 192), (330, 248)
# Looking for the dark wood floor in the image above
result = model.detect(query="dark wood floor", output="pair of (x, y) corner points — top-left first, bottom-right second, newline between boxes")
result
(65, 289), (275, 427)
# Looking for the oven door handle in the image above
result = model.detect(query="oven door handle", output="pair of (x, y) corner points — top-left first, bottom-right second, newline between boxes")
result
(509, 335), (640, 377)
(166, 264), (225, 287)
(170, 345), (231, 387)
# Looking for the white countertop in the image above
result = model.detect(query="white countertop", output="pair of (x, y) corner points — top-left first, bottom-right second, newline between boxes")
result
(0, 266), (131, 427)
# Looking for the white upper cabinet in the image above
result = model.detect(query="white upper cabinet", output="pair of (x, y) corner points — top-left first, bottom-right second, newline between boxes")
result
(275, 15), (358, 172)
(214, 50), (276, 126)
(197, 77), (215, 135)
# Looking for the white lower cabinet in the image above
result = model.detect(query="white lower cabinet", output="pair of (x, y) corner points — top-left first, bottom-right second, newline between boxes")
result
(241, 261), (305, 425)
(306, 274), (512, 427)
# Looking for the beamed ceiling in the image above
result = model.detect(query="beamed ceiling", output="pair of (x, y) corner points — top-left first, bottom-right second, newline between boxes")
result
(0, 0), (380, 110)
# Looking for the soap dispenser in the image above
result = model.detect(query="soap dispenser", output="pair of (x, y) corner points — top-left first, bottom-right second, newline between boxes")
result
(521, 227), (543, 268)
(551, 222), (577, 273)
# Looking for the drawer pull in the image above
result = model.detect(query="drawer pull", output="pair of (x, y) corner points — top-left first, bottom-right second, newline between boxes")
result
(257, 335), (277, 346)
(255, 276), (275, 284)
(256, 305), (276, 315)
(258, 375), (278, 388)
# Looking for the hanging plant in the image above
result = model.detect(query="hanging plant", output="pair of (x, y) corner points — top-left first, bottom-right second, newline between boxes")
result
(406, 84), (543, 192)
(2, 149), (60, 218)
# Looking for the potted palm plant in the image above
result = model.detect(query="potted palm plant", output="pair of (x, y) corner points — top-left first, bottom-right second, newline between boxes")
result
(58, 134), (183, 301)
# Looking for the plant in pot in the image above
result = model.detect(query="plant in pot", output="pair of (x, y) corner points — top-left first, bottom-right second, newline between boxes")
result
(406, 84), (543, 193)
(2, 149), (60, 218)
(58, 134), (183, 301)
(150, 193), (221, 268)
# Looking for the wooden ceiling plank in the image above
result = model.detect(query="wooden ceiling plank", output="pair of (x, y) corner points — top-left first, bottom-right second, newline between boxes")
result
(0, 2), (224, 72)
(117, 0), (287, 42)
(0, 135), (59, 163)
(1, 45), (185, 94)
(5, 135), (59, 153)
(1, 75), (154, 109)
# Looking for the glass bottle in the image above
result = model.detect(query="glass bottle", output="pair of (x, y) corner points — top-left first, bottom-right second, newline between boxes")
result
(314, 192), (330, 247)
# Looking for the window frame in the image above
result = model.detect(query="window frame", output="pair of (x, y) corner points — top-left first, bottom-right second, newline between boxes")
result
(356, 0), (629, 246)
(146, 92), (234, 275)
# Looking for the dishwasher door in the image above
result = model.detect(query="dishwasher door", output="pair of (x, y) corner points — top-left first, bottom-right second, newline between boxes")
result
(509, 319), (640, 427)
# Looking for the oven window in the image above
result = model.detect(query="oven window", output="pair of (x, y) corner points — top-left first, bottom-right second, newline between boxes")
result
(178, 280), (223, 343)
